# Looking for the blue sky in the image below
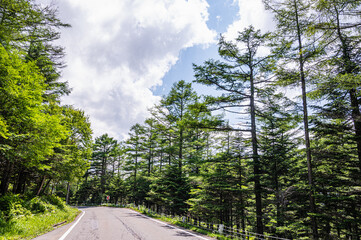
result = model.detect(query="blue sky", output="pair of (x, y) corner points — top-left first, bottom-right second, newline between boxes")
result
(154, 0), (266, 96)
(46, 0), (274, 140)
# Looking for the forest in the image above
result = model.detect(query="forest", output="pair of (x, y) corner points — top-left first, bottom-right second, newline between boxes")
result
(0, 0), (360, 239)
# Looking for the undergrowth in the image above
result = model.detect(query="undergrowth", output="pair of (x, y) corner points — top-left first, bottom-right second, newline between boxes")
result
(126, 204), (229, 240)
(0, 194), (79, 240)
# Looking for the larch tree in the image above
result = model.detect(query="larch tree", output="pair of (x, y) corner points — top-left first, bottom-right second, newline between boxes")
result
(124, 124), (147, 205)
(194, 26), (273, 235)
(91, 134), (118, 202)
(160, 80), (198, 173)
(309, 0), (361, 238)
(257, 89), (302, 238)
(263, 0), (320, 237)
(312, 0), (361, 173)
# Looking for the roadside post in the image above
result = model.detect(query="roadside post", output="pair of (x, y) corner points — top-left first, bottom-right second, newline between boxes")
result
(218, 224), (224, 234)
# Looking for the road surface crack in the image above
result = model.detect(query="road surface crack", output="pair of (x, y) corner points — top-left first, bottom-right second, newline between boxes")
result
(110, 211), (143, 240)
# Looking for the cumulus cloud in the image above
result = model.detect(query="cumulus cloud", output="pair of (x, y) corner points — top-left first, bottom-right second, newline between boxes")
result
(224, 0), (275, 40)
(50, 0), (216, 140)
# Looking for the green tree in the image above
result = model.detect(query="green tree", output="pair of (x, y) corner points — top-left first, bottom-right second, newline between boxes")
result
(0, 0), (70, 101)
(312, 0), (361, 173)
(106, 176), (126, 205)
(142, 118), (158, 176)
(257, 90), (303, 238)
(309, 1), (361, 238)
(91, 134), (119, 202)
(60, 106), (92, 203)
(124, 124), (146, 204)
(263, 0), (320, 237)
(145, 80), (218, 213)
(26, 41), (70, 102)
(311, 103), (361, 239)
(0, 46), (67, 195)
(188, 131), (251, 230)
(147, 164), (190, 215)
(161, 80), (198, 172)
(194, 26), (272, 234)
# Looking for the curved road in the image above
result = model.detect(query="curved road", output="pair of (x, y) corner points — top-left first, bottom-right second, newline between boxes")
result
(33, 207), (214, 240)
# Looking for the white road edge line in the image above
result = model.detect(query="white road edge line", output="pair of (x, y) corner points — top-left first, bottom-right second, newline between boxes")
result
(58, 210), (85, 240)
(132, 210), (211, 240)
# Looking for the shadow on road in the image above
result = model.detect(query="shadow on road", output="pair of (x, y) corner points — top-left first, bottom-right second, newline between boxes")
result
(174, 231), (194, 238)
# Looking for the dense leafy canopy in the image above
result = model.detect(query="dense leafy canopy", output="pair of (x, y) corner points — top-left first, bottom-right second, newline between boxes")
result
(0, 0), (91, 202)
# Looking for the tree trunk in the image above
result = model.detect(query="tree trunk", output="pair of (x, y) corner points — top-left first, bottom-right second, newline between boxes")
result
(250, 66), (263, 235)
(238, 148), (246, 232)
(66, 182), (70, 204)
(334, 6), (361, 173)
(179, 129), (183, 173)
(349, 89), (361, 173)
(148, 146), (153, 176)
(168, 137), (172, 165)
(36, 176), (46, 196)
(333, 7), (361, 237)
(159, 148), (163, 172)
(294, 1), (318, 238)
(101, 156), (106, 195)
(134, 150), (138, 203)
(13, 167), (26, 194)
(40, 178), (51, 195)
(0, 159), (13, 195)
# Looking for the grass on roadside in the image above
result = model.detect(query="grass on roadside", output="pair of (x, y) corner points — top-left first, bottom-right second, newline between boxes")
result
(127, 205), (230, 240)
(0, 195), (80, 240)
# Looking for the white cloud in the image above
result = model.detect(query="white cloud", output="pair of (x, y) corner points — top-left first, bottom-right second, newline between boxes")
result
(50, 0), (216, 140)
(224, 0), (275, 40)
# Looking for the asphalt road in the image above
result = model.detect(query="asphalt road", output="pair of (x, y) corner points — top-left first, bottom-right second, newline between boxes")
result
(33, 207), (214, 240)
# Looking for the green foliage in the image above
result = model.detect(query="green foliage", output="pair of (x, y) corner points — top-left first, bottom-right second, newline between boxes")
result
(0, 1), (92, 214)
(188, 152), (245, 225)
(23, 195), (69, 214)
(0, 198), (78, 240)
(26, 197), (53, 213)
(194, 26), (274, 235)
(0, 194), (30, 221)
(0, 194), (69, 227)
(42, 195), (66, 210)
(0, 43), (90, 196)
(148, 165), (190, 215)
(105, 176), (126, 205)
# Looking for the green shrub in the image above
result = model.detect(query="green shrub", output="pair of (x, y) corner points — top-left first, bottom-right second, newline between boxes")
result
(0, 194), (25, 221)
(42, 195), (65, 210)
(0, 203), (79, 239)
(8, 202), (31, 220)
(25, 197), (55, 213)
